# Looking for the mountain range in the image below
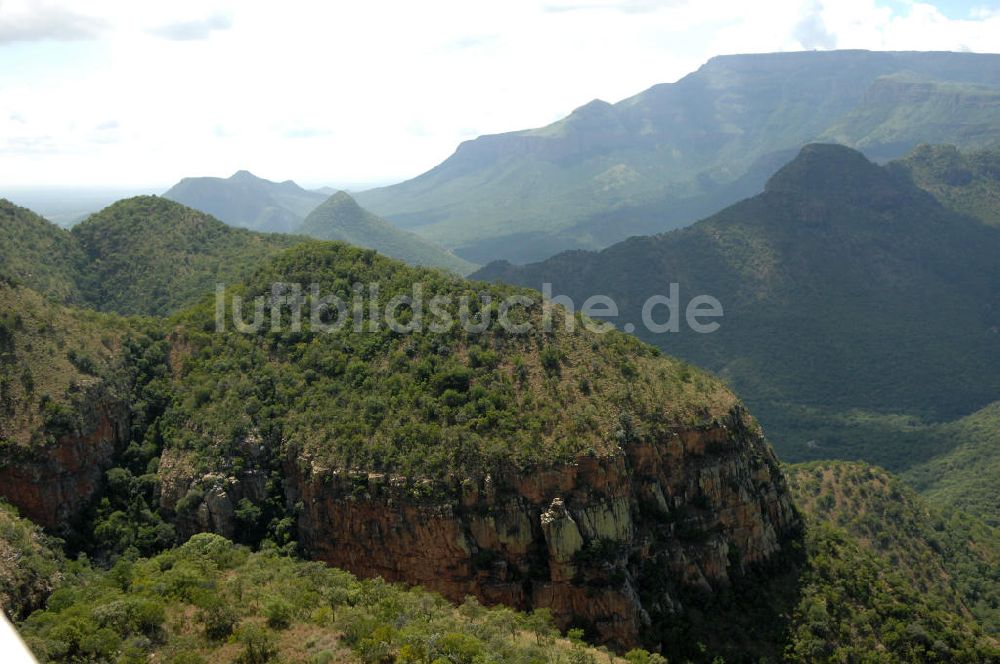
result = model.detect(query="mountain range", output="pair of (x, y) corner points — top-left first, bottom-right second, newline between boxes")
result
(162, 172), (475, 273)
(163, 170), (327, 234)
(3, 151), (1000, 658)
(5, 47), (1000, 664)
(358, 50), (1000, 263)
(473, 143), (1000, 472)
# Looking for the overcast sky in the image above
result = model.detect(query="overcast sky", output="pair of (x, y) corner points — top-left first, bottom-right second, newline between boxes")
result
(1, 0), (998, 189)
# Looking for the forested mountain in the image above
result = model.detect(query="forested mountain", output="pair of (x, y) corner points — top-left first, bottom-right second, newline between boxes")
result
(904, 401), (1000, 529)
(786, 461), (1000, 651)
(163, 170), (327, 233)
(0, 197), (304, 317)
(889, 144), (1000, 226)
(72, 197), (306, 316)
(473, 144), (1000, 470)
(0, 199), (87, 304)
(2, 222), (1000, 660)
(0, 240), (805, 659)
(358, 50), (1000, 263)
(297, 191), (476, 274)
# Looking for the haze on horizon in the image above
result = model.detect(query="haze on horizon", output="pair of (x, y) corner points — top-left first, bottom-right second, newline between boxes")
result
(1, 0), (999, 190)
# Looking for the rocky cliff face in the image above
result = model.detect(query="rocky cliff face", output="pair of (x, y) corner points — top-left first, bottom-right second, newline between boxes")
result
(0, 403), (129, 533)
(284, 404), (799, 648)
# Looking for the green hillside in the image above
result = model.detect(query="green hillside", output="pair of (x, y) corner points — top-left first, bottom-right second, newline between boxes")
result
(4, 237), (1000, 660)
(163, 170), (327, 234)
(358, 50), (1000, 263)
(820, 74), (1000, 158)
(0, 199), (86, 303)
(297, 192), (476, 275)
(166, 241), (733, 481)
(71, 196), (304, 317)
(890, 144), (1000, 226)
(16, 533), (638, 664)
(0, 502), (65, 621)
(788, 462), (1000, 638)
(904, 402), (1000, 529)
(0, 281), (129, 449)
(472, 144), (1000, 471)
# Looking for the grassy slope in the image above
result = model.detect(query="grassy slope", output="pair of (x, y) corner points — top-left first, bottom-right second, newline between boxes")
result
(789, 462), (1000, 633)
(820, 74), (1000, 158)
(0, 281), (129, 448)
(903, 401), (1000, 529)
(297, 192), (477, 275)
(0, 199), (86, 304)
(72, 196), (305, 317)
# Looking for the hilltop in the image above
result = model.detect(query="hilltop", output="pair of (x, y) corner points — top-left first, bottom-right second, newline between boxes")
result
(0, 199), (86, 303)
(2, 240), (803, 655)
(473, 144), (1000, 470)
(71, 196), (304, 316)
(163, 170), (327, 233)
(297, 191), (476, 274)
(1, 197), (305, 317)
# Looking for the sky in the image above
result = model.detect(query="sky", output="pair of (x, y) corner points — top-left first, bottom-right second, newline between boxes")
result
(1, 0), (999, 190)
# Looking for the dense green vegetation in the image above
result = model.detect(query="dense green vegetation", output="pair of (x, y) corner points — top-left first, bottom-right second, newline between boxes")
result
(5, 175), (1000, 661)
(890, 144), (1000, 226)
(358, 51), (1000, 263)
(0, 502), (65, 620)
(0, 197), (306, 317)
(19, 533), (632, 664)
(298, 192), (476, 274)
(904, 401), (1000, 529)
(165, 241), (731, 484)
(788, 462), (1000, 637)
(163, 170), (327, 234)
(72, 196), (305, 317)
(0, 280), (131, 448)
(0, 199), (86, 303)
(473, 144), (1000, 472)
(786, 523), (998, 662)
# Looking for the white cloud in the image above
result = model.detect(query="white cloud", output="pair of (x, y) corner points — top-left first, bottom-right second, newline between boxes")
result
(147, 12), (233, 41)
(0, 0), (106, 43)
(0, 0), (997, 187)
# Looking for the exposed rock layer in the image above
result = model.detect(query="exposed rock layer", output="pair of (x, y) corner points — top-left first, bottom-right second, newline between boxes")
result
(287, 404), (799, 647)
(0, 404), (129, 533)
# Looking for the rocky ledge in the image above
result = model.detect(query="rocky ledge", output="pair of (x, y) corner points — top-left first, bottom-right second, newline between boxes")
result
(284, 404), (799, 648)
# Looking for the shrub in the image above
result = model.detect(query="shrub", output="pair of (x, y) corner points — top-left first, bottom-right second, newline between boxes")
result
(199, 601), (239, 640)
(540, 347), (561, 375)
(234, 624), (277, 664)
(264, 597), (294, 630)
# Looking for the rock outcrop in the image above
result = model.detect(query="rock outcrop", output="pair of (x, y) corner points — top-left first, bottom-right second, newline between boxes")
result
(0, 403), (129, 533)
(285, 404), (799, 648)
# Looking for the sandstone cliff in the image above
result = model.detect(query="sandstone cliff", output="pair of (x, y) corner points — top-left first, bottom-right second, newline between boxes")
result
(0, 402), (129, 533)
(279, 404), (799, 648)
